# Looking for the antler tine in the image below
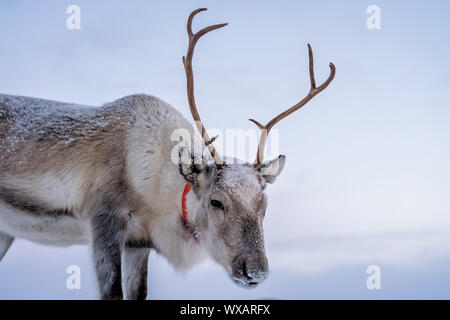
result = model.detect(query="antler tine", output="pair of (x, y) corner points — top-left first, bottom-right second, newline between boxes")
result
(250, 44), (336, 169)
(182, 8), (228, 169)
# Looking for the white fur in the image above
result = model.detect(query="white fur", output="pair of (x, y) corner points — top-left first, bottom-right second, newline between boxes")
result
(1, 172), (84, 211)
(0, 204), (88, 246)
(0, 171), (88, 245)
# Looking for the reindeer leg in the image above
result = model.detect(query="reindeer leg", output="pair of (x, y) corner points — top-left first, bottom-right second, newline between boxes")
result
(90, 198), (126, 300)
(0, 232), (14, 261)
(122, 246), (150, 300)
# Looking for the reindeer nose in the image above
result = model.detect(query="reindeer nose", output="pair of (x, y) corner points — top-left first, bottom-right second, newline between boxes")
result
(242, 260), (268, 284)
(231, 254), (269, 287)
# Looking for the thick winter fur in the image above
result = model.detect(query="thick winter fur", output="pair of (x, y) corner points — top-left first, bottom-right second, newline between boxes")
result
(0, 93), (285, 299)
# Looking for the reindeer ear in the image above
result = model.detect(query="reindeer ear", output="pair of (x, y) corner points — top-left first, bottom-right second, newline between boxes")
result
(258, 155), (286, 184)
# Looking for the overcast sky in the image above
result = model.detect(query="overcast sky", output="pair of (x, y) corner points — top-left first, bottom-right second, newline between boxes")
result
(0, 0), (449, 299)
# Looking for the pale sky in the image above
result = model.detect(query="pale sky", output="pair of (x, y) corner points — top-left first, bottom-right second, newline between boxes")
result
(0, 0), (449, 299)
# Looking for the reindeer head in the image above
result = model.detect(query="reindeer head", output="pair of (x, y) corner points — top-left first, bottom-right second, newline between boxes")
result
(179, 8), (335, 288)
(179, 154), (285, 287)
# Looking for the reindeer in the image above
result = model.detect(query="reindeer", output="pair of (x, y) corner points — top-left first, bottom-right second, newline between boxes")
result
(0, 8), (335, 299)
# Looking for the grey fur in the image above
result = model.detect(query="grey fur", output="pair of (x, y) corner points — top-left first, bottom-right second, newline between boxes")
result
(0, 186), (72, 217)
(122, 247), (150, 300)
(91, 196), (127, 300)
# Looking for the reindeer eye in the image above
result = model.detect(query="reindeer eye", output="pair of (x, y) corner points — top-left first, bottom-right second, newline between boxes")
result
(210, 199), (225, 211)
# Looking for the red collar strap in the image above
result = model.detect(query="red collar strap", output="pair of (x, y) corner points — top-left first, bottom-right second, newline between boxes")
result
(181, 183), (191, 224)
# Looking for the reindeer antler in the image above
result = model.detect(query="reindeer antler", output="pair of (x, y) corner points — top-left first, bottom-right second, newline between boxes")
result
(250, 44), (336, 169)
(182, 8), (227, 169)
